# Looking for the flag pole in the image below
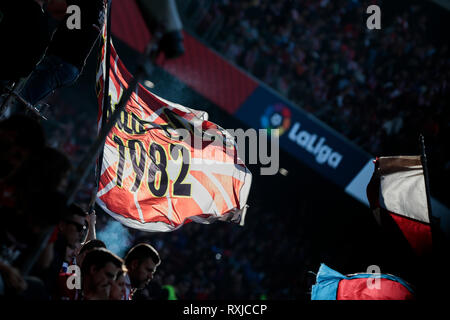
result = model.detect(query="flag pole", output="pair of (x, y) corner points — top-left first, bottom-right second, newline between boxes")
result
(419, 134), (435, 247)
(89, 0), (113, 213)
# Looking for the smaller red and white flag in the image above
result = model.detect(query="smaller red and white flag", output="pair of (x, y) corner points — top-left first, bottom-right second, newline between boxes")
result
(367, 156), (432, 256)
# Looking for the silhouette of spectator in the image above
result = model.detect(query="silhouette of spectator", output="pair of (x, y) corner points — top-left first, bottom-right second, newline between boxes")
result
(38, 203), (87, 298)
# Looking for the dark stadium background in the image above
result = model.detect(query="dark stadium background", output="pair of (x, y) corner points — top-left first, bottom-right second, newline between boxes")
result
(37, 0), (450, 299)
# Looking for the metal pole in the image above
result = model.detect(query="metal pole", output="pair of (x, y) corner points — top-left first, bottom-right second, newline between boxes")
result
(419, 134), (434, 247)
(89, 0), (113, 212)
(2, 86), (47, 120)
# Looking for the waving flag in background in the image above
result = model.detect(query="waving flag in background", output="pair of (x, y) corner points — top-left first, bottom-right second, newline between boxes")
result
(94, 28), (252, 232)
(366, 156), (432, 256)
(311, 264), (414, 300)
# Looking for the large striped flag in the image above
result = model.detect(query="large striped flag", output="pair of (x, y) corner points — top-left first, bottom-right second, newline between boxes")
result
(94, 31), (252, 232)
(311, 264), (414, 300)
(366, 156), (432, 256)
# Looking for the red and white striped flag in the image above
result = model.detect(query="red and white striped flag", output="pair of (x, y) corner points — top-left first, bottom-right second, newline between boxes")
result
(367, 156), (432, 256)
(94, 32), (251, 232)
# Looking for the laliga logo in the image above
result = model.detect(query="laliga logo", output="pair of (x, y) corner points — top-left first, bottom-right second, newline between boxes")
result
(288, 123), (342, 168)
(261, 104), (343, 169)
(260, 103), (291, 137)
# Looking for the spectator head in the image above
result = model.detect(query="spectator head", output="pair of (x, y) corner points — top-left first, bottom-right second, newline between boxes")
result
(0, 115), (45, 178)
(77, 239), (106, 267)
(124, 243), (161, 289)
(58, 203), (88, 249)
(81, 248), (123, 300)
(109, 266), (128, 300)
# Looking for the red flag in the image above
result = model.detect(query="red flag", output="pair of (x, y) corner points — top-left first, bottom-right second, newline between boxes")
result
(94, 31), (252, 232)
(367, 156), (432, 256)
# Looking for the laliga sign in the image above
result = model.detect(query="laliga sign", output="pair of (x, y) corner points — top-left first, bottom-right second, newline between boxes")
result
(288, 122), (343, 169)
(261, 104), (343, 169)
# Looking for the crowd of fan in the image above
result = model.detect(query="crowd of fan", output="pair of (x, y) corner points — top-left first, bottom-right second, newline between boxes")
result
(185, 0), (450, 202)
(0, 115), (164, 300)
(1, 0), (449, 301)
